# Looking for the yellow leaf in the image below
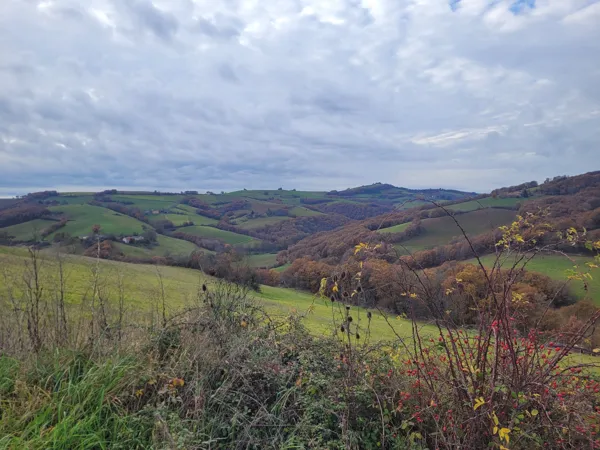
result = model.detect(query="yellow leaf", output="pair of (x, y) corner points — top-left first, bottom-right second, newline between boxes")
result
(493, 426), (498, 435)
(530, 409), (538, 417)
(409, 293), (417, 299)
(354, 243), (368, 255)
(473, 397), (485, 410)
(498, 428), (511, 444)
(593, 348), (600, 353)
(499, 446), (510, 450)
(332, 284), (339, 293)
(492, 412), (499, 426)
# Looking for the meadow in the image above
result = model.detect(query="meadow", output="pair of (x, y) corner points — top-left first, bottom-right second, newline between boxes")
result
(469, 252), (600, 304)
(48, 204), (147, 237)
(0, 219), (58, 241)
(114, 235), (200, 258)
(152, 213), (217, 227)
(376, 221), (410, 234)
(235, 216), (289, 229)
(0, 246), (424, 341)
(245, 252), (279, 268)
(176, 225), (256, 245)
(393, 208), (516, 254)
(446, 196), (522, 212)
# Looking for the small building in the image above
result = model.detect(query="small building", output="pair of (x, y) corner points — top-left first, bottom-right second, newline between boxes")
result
(122, 236), (145, 244)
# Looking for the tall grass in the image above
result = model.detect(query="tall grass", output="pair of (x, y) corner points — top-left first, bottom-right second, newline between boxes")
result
(1, 213), (600, 448)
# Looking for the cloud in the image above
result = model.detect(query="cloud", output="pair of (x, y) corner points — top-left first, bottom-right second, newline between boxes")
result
(0, 0), (599, 195)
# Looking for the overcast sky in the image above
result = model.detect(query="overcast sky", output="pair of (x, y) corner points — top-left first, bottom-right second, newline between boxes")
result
(1, 0), (599, 196)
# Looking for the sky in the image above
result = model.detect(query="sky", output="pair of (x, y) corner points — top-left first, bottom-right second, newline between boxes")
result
(0, 0), (599, 196)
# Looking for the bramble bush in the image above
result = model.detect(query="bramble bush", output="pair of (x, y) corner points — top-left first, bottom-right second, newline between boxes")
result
(320, 210), (600, 449)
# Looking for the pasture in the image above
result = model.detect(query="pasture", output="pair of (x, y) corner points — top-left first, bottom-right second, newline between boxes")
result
(394, 208), (516, 254)
(446, 196), (522, 212)
(377, 221), (411, 234)
(0, 246), (423, 341)
(469, 252), (600, 304)
(236, 216), (289, 230)
(177, 225), (256, 245)
(0, 219), (58, 241)
(153, 213), (217, 227)
(47, 204), (148, 237)
(245, 253), (278, 268)
(115, 235), (200, 258)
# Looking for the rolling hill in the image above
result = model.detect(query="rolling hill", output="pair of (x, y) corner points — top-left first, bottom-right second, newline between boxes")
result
(391, 208), (517, 254)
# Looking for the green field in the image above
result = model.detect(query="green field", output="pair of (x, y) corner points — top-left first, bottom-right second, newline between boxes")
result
(236, 216), (289, 230)
(273, 263), (291, 272)
(54, 195), (95, 205)
(446, 197), (522, 212)
(246, 253), (278, 268)
(377, 222), (411, 234)
(48, 204), (148, 237)
(469, 253), (600, 304)
(0, 219), (58, 241)
(115, 235), (200, 258)
(153, 213), (217, 227)
(394, 208), (516, 254)
(395, 200), (428, 210)
(110, 195), (183, 211)
(177, 225), (256, 245)
(289, 206), (323, 217)
(0, 246), (424, 340)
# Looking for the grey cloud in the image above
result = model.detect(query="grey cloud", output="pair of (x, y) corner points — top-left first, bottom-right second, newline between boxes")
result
(0, 0), (599, 194)
(122, 0), (180, 41)
(217, 63), (239, 83)
(193, 16), (243, 39)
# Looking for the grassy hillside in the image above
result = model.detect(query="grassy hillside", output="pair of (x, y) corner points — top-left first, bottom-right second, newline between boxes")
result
(177, 225), (256, 245)
(111, 194), (183, 211)
(376, 222), (411, 234)
(0, 246), (422, 340)
(235, 216), (290, 230)
(394, 209), (516, 254)
(48, 204), (148, 237)
(245, 253), (278, 268)
(470, 253), (600, 304)
(0, 219), (57, 240)
(56, 195), (95, 205)
(115, 235), (200, 258)
(289, 206), (323, 217)
(153, 213), (217, 227)
(446, 196), (522, 212)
